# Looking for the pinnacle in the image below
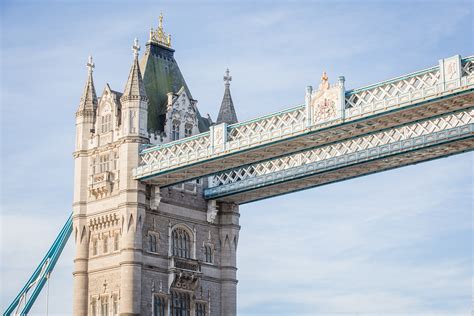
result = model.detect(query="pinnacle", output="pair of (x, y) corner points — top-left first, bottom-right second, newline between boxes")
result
(216, 68), (238, 125)
(77, 56), (97, 112)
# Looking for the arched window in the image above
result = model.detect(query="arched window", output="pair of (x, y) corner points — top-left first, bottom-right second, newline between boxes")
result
(114, 234), (119, 251)
(195, 302), (206, 316)
(204, 245), (213, 263)
(171, 291), (190, 316)
(172, 228), (191, 258)
(149, 234), (157, 253)
(172, 121), (180, 141)
(153, 295), (166, 316)
(92, 239), (98, 256)
(103, 236), (108, 253)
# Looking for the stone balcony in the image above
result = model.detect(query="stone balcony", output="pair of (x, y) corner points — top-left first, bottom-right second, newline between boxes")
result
(168, 257), (201, 291)
(88, 171), (115, 198)
(170, 257), (201, 272)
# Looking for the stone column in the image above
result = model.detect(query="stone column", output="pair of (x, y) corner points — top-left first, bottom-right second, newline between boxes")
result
(72, 147), (91, 315)
(72, 214), (89, 315)
(218, 202), (240, 315)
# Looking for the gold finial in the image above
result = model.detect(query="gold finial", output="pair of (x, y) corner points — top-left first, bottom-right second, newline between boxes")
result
(319, 71), (330, 90)
(321, 71), (328, 82)
(148, 13), (172, 48)
(159, 12), (164, 29)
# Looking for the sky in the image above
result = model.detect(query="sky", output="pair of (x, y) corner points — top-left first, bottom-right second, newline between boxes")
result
(0, 0), (473, 315)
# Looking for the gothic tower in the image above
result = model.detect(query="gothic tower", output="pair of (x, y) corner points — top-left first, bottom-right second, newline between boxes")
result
(72, 16), (239, 316)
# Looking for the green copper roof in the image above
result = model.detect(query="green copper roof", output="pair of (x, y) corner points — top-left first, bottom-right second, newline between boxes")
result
(140, 42), (209, 133)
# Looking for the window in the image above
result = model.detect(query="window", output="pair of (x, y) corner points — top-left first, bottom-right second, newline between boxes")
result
(113, 152), (119, 170)
(92, 158), (97, 174)
(172, 228), (191, 258)
(101, 114), (112, 133)
(114, 234), (119, 251)
(101, 297), (108, 316)
(172, 121), (180, 140)
(92, 239), (98, 256)
(154, 295), (166, 316)
(195, 302), (206, 316)
(99, 154), (110, 173)
(91, 298), (97, 316)
(184, 124), (193, 137)
(112, 295), (118, 316)
(204, 245), (213, 263)
(171, 291), (190, 316)
(103, 236), (108, 253)
(149, 234), (157, 253)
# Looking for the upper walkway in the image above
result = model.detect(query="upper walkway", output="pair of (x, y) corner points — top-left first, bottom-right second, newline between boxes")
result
(133, 55), (474, 187)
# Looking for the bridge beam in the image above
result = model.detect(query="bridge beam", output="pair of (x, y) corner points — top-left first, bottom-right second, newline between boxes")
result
(204, 108), (474, 204)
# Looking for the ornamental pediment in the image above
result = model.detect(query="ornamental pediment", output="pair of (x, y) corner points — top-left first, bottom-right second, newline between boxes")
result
(308, 72), (343, 125)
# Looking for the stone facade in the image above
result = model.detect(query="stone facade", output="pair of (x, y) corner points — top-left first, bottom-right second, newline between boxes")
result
(72, 18), (239, 316)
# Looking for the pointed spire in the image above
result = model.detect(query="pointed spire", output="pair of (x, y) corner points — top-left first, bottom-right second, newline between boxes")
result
(77, 55), (98, 112)
(121, 38), (147, 102)
(216, 68), (238, 125)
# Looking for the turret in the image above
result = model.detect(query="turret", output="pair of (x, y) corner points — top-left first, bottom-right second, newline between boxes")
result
(72, 56), (97, 315)
(216, 68), (238, 125)
(75, 56), (97, 151)
(120, 38), (148, 138)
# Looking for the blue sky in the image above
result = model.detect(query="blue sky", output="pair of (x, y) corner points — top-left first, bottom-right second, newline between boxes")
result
(1, 0), (472, 315)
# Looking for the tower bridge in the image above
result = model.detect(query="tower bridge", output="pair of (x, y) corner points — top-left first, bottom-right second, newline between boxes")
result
(4, 14), (473, 316)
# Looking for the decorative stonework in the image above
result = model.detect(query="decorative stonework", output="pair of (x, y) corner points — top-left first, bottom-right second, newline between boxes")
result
(309, 72), (340, 124)
(211, 123), (227, 153)
(206, 200), (218, 223)
(88, 213), (120, 231)
(89, 271), (121, 295)
(171, 271), (200, 291)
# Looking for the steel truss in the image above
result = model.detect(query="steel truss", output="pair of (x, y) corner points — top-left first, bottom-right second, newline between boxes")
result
(205, 109), (474, 203)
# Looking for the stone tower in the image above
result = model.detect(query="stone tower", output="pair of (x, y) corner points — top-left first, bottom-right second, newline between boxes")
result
(72, 16), (240, 316)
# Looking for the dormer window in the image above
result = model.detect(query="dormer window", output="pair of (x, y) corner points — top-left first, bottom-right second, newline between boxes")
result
(184, 124), (193, 138)
(172, 121), (180, 141)
(101, 114), (112, 133)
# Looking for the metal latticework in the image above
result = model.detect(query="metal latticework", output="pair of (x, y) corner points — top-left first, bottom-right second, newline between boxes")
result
(345, 67), (441, 111)
(226, 106), (306, 149)
(205, 108), (474, 201)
